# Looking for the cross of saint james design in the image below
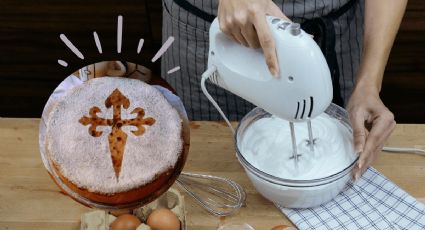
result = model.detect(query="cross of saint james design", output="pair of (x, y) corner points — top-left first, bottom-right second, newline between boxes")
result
(79, 88), (155, 179)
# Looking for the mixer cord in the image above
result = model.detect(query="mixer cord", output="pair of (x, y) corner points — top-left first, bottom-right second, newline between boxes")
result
(382, 146), (425, 156)
(201, 66), (235, 135)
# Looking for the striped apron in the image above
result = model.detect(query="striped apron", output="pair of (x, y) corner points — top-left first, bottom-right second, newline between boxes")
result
(161, 0), (364, 121)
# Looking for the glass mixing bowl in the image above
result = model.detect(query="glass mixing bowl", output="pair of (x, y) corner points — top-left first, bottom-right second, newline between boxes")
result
(235, 103), (358, 208)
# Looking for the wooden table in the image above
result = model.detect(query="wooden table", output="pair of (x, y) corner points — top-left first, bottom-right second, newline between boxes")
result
(0, 118), (424, 230)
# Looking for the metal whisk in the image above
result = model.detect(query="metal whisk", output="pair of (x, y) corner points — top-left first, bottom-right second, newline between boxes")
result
(176, 172), (246, 217)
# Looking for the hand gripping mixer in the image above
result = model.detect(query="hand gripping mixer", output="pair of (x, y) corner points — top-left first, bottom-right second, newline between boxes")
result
(201, 16), (333, 165)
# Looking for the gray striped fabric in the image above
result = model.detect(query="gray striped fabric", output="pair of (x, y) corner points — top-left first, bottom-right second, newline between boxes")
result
(161, 0), (364, 121)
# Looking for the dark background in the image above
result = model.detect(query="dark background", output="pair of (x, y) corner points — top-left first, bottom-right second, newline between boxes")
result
(0, 0), (424, 122)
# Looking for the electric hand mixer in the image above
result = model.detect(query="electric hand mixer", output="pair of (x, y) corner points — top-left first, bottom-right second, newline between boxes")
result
(201, 16), (333, 164)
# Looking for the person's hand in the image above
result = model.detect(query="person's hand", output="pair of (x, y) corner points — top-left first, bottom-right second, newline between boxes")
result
(347, 85), (396, 180)
(218, 0), (289, 77)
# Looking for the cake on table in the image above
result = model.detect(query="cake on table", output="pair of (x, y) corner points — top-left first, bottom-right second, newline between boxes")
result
(44, 77), (188, 205)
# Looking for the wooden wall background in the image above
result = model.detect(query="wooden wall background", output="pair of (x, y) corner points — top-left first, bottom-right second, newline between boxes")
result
(381, 0), (425, 123)
(0, 0), (163, 118)
(0, 0), (424, 123)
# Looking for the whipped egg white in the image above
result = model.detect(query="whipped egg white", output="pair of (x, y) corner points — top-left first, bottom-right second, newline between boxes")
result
(240, 113), (357, 180)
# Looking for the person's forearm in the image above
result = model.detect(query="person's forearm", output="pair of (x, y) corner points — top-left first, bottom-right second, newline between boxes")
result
(355, 0), (407, 92)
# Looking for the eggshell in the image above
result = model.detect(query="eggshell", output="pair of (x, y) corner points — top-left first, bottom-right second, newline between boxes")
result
(147, 208), (180, 230)
(110, 214), (142, 230)
(271, 225), (297, 230)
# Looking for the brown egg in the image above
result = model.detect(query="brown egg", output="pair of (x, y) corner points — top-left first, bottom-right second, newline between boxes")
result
(147, 208), (180, 230)
(271, 224), (297, 230)
(110, 214), (142, 230)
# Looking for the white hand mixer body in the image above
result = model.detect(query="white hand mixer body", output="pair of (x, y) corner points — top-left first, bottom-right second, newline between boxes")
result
(201, 16), (334, 163)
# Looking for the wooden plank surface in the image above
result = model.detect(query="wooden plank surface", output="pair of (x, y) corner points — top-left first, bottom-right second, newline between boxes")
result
(0, 119), (424, 230)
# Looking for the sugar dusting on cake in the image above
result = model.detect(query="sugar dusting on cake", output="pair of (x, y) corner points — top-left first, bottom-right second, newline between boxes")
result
(46, 77), (183, 194)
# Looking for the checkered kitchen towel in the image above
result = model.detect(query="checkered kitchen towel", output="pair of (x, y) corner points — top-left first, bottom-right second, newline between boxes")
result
(278, 167), (425, 230)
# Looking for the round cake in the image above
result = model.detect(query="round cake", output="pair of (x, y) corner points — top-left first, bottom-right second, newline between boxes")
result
(45, 77), (188, 206)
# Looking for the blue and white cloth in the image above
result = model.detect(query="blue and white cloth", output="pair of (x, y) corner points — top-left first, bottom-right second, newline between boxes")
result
(278, 167), (425, 230)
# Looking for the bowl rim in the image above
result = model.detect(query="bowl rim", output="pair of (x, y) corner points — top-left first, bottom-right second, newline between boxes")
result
(234, 103), (359, 187)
